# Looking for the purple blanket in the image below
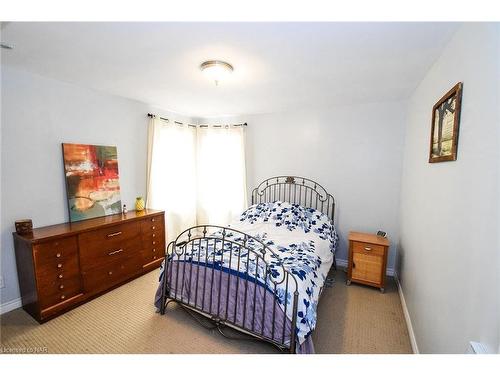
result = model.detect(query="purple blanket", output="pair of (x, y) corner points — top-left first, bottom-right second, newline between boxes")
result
(155, 261), (314, 353)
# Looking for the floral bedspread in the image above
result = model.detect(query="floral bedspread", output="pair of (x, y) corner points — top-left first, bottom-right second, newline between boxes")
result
(161, 201), (338, 345)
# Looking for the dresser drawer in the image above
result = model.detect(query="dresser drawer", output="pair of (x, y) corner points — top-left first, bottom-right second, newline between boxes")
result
(352, 241), (385, 257)
(34, 236), (78, 268)
(142, 250), (164, 266)
(141, 215), (165, 234)
(36, 253), (81, 283)
(78, 221), (141, 269)
(79, 221), (141, 246)
(35, 238), (81, 286)
(142, 230), (165, 243)
(142, 230), (165, 246)
(79, 235), (142, 270)
(82, 256), (140, 294)
(38, 276), (83, 309)
(37, 266), (81, 289)
(141, 238), (165, 257)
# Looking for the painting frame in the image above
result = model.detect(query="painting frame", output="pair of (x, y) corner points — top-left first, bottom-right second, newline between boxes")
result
(428, 82), (463, 163)
(62, 143), (122, 222)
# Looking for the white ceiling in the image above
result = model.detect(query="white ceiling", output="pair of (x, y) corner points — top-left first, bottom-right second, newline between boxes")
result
(1, 22), (459, 117)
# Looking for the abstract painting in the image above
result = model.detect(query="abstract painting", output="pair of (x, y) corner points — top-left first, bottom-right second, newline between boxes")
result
(429, 82), (463, 163)
(62, 143), (122, 222)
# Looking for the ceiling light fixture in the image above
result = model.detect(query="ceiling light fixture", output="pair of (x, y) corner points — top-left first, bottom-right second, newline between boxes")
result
(200, 60), (233, 86)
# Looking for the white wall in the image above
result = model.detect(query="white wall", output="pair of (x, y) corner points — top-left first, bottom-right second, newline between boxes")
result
(498, 25), (500, 355)
(0, 66), (193, 306)
(399, 23), (500, 353)
(201, 100), (408, 271)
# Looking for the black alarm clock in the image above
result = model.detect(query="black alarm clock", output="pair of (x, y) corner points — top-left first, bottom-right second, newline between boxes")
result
(376, 230), (387, 238)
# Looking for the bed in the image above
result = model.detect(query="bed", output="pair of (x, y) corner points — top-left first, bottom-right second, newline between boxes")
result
(154, 176), (338, 353)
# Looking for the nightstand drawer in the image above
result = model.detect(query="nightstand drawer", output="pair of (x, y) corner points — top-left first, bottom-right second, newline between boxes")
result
(352, 241), (385, 256)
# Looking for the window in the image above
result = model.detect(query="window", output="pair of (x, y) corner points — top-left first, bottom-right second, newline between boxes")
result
(146, 117), (247, 240)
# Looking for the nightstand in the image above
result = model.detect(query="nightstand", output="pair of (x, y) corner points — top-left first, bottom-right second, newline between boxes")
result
(347, 231), (389, 292)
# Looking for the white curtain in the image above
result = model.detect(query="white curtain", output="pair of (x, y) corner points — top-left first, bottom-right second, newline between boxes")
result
(146, 117), (247, 241)
(146, 116), (197, 241)
(196, 126), (247, 225)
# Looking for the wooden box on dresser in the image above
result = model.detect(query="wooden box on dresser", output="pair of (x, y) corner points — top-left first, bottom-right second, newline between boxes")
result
(12, 209), (165, 323)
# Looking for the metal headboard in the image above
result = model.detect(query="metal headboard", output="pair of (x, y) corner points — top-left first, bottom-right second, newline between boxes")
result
(251, 176), (335, 222)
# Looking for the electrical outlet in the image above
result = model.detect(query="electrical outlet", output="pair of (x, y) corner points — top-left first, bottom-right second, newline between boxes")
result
(467, 341), (489, 354)
(0, 276), (4, 289)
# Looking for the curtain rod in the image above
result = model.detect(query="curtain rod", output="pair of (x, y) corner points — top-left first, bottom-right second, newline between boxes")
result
(147, 113), (247, 127)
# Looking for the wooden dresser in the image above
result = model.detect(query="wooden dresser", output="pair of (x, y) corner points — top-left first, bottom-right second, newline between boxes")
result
(13, 209), (165, 322)
(347, 231), (389, 292)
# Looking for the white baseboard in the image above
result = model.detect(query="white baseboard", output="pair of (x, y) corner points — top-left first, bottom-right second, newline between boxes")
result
(394, 273), (419, 354)
(0, 297), (22, 315)
(335, 258), (395, 277)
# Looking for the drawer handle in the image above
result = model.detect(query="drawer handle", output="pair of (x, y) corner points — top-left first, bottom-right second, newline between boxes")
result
(107, 231), (122, 238)
(151, 218), (155, 222)
(108, 249), (123, 256)
(152, 226), (156, 230)
(108, 271), (113, 276)
(152, 248), (156, 252)
(60, 295), (65, 300)
(152, 233), (156, 238)
(58, 274), (63, 279)
(59, 285), (64, 290)
(56, 253), (61, 258)
(364, 247), (372, 251)
(57, 263), (63, 268)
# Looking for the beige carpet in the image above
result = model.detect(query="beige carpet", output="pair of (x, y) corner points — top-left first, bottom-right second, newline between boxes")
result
(0, 268), (412, 354)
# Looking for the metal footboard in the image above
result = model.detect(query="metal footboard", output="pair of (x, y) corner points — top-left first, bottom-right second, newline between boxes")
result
(159, 225), (300, 353)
